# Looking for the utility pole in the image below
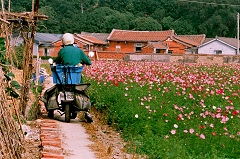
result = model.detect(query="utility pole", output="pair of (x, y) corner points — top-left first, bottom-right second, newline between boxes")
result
(237, 13), (239, 55)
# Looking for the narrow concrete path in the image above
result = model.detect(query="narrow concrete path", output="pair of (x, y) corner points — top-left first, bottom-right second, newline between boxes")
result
(54, 113), (97, 159)
(41, 72), (97, 159)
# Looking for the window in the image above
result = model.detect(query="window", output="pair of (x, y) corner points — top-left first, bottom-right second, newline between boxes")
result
(83, 45), (88, 50)
(135, 43), (142, 52)
(215, 50), (222, 55)
(44, 48), (49, 56)
(155, 49), (160, 53)
(168, 50), (173, 54)
(116, 45), (121, 52)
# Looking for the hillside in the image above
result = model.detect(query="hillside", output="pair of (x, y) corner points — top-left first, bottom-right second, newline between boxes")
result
(6, 0), (240, 37)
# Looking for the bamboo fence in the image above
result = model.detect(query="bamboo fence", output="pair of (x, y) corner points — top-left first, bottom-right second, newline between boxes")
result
(0, 68), (25, 159)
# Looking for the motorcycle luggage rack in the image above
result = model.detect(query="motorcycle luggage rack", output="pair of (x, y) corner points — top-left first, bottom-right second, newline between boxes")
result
(57, 110), (65, 116)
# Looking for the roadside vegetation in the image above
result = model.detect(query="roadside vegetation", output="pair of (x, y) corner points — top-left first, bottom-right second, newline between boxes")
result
(84, 61), (240, 159)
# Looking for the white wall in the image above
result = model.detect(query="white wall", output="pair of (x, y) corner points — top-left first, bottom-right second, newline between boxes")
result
(198, 40), (236, 55)
(33, 43), (38, 56)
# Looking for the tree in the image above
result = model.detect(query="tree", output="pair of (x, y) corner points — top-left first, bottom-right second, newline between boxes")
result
(130, 17), (162, 31)
(104, 12), (134, 32)
(198, 15), (229, 37)
(38, 6), (61, 33)
(161, 16), (174, 30)
(82, 7), (117, 32)
(172, 18), (197, 35)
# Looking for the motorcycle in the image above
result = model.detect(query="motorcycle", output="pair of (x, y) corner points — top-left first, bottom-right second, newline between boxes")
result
(41, 59), (93, 123)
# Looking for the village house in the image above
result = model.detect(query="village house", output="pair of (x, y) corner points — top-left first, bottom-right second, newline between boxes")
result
(198, 37), (240, 55)
(49, 32), (108, 59)
(12, 29), (232, 60)
(10, 32), (62, 57)
(96, 29), (206, 60)
(100, 29), (175, 60)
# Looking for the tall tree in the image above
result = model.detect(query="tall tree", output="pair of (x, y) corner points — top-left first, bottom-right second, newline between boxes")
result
(130, 17), (162, 31)
(103, 12), (134, 32)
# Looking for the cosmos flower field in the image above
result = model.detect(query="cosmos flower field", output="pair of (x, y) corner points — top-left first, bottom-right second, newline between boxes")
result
(84, 61), (240, 159)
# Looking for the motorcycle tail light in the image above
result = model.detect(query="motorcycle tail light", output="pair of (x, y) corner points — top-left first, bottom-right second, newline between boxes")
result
(65, 85), (71, 90)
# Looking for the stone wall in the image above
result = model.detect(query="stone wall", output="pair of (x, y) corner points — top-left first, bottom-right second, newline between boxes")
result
(124, 54), (240, 64)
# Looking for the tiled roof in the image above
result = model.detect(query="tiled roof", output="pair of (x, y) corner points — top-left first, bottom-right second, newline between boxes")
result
(217, 37), (240, 48)
(35, 33), (62, 44)
(145, 42), (168, 49)
(75, 34), (107, 45)
(80, 32), (109, 42)
(200, 37), (240, 48)
(107, 29), (175, 42)
(173, 34), (206, 47)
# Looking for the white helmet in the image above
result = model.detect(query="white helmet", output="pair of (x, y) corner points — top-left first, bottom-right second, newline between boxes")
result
(62, 33), (74, 45)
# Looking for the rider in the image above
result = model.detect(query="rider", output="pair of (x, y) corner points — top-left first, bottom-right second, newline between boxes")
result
(54, 33), (92, 66)
(54, 33), (93, 121)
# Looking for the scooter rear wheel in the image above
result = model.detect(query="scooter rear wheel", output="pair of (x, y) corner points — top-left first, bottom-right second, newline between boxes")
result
(65, 104), (70, 123)
(71, 113), (77, 119)
(48, 110), (54, 119)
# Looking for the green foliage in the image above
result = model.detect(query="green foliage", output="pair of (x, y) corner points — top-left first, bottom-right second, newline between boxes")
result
(84, 62), (240, 158)
(103, 12), (134, 32)
(6, 0), (240, 37)
(130, 17), (162, 31)
(27, 101), (41, 121)
(27, 85), (43, 121)
(13, 45), (24, 69)
(0, 38), (21, 99)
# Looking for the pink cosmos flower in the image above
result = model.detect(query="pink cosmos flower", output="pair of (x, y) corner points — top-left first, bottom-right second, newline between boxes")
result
(200, 134), (206, 139)
(189, 93), (194, 99)
(174, 124), (178, 128)
(221, 116), (229, 124)
(210, 123), (214, 128)
(189, 128), (194, 134)
(183, 130), (188, 133)
(237, 132), (240, 136)
(230, 134), (235, 138)
(170, 130), (176, 135)
(216, 113), (221, 118)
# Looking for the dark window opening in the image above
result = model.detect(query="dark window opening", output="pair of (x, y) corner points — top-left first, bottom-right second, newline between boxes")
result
(135, 47), (142, 52)
(156, 49), (160, 53)
(168, 50), (173, 54)
(44, 48), (49, 56)
(215, 50), (222, 54)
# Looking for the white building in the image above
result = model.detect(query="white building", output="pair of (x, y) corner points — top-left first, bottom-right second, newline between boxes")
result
(198, 37), (240, 55)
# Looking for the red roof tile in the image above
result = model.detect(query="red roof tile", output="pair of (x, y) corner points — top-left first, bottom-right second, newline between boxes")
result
(145, 42), (168, 49)
(75, 34), (107, 45)
(173, 34), (206, 47)
(81, 32), (109, 42)
(107, 29), (175, 42)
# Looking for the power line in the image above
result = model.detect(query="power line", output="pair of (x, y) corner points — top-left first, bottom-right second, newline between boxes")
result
(178, 0), (240, 7)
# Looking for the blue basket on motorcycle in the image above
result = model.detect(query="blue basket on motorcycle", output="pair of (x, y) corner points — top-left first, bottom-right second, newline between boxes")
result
(51, 65), (84, 84)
